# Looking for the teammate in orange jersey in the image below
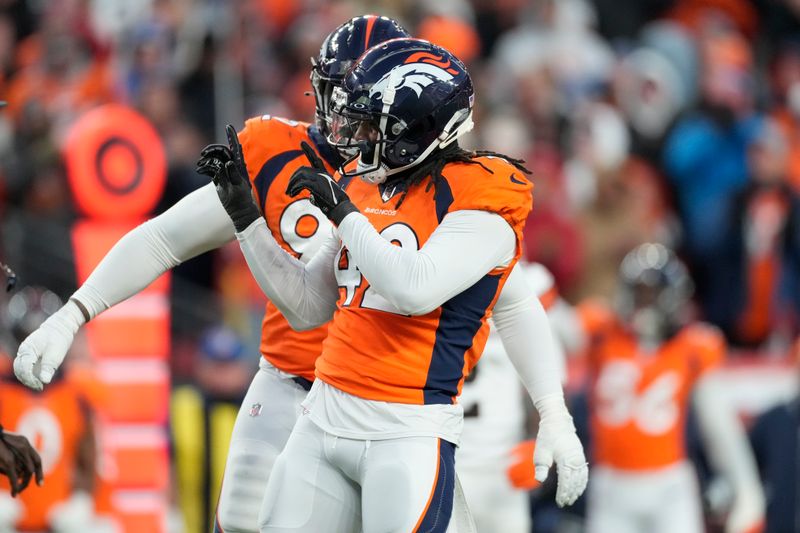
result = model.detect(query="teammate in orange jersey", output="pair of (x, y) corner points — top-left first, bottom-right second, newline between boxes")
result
(0, 261), (44, 499)
(576, 243), (764, 533)
(11, 16), (410, 533)
(218, 38), (587, 532)
(0, 287), (111, 533)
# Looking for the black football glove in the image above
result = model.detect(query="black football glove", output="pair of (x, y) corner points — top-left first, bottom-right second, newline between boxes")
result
(199, 125), (261, 232)
(286, 141), (358, 226)
(195, 143), (232, 178)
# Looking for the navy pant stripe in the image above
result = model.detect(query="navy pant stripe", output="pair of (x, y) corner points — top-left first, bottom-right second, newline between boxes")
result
(416, 439), (456, 532)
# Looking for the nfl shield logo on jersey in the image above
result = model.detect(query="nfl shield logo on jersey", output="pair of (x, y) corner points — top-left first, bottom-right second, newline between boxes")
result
(249, 403), (262, 417)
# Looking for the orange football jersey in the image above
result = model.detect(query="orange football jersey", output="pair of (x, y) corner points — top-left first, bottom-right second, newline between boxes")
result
(0, 380), (88, 531)
(238, 116), (341, 381)
(316, 157), (534, 405)
(578, 302), (724, 471)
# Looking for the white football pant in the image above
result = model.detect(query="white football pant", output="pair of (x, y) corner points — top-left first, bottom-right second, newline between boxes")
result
(587, 461), (703, 533)
(457, 464), (529, 533)
(214, 360), (310, 533)
(258, 414), (456, 533)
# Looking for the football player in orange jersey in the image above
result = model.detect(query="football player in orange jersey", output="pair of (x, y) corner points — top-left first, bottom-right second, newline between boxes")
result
(217, 38), (587, 532)
(11, 16), (410, 533)
(0, 287), (113, 533)
(576, 243), (764, 533)
(0, 262), (43, 499)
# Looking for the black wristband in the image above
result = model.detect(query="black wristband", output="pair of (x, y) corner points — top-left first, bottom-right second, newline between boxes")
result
(329, 201), (359, 226)
(69, 297), (91, 323)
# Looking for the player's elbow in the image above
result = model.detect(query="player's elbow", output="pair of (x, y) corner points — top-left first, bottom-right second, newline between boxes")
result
(283, 300), (334, 331)
(389, 292), (437, 316)
(405, 304), (436, 316)
(284, 314), (324, 332)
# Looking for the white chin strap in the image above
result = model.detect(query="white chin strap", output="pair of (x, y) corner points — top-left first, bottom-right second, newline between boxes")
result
(358, 107), (475, 185)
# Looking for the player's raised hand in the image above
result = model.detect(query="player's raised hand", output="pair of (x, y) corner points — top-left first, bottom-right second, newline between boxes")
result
(533, 394), (588, 507)
(226, 123), (249, 180)
(286, 141), (358, 226)
(204, 125), (261, 232)
(195, 143), (232, 178)
(300, 139), (328, 172)
(14, 301), (84, 391)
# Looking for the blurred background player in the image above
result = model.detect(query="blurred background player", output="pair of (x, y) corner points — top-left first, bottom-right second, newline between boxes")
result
(576, 243), (764, 533)
(457, 261), (574, 533)
(11, 15), (410, 533)
(0, 262), (42, 502)
(0, 286), (112, 533)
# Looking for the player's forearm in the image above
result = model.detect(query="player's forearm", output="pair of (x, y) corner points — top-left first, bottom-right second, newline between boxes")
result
(694, 376), (765, 507)
(73, 184), (236, 319)
(337, 210), (516, 315)
(493, 263), (567, 403)
(236, 218), (339, 330)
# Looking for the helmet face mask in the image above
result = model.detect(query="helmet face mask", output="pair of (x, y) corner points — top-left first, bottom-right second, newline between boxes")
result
(328, 87), (416, 183)
(327, 87), (387, 158)
(310, 59), (336, 136)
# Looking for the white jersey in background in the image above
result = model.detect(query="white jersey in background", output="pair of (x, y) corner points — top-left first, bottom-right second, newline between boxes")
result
(457, 262), (569, 533)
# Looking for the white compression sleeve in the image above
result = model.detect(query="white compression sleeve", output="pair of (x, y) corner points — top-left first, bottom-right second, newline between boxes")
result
(336, 210), (516, 316)
(492, 263), (567, 404)
(72, 183), (236, 319)
(235, 218), (340, 330)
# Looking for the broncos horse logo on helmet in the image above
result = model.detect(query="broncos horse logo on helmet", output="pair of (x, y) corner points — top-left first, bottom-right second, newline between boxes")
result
(368, 62), (457, 99)
(327, 38), (475, 184)
(310, 15), (410, 139)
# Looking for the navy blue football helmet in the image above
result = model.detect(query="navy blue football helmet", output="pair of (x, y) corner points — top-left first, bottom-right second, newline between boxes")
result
(328, 38), (475, 184)
(311, 16), (409, 139)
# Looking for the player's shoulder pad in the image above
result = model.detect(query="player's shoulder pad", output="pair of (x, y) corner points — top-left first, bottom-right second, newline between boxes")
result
(441, 155), (533, 231)
(679, 322), (725, 350)
(239, 115), (310, 151)
(242, 114), (308, 136)
(521, 262), (557, 300)
(576, 298), (616, 336)
(678, 322), (726, 369)
(238, 115), (311, 179)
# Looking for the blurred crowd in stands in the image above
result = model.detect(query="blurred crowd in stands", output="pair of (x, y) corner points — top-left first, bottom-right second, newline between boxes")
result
(2, 0), (800, 530)
(4, 0), (800, 360)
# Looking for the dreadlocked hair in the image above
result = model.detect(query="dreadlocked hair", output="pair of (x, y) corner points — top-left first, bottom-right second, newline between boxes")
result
(392, 145), (532, 209)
